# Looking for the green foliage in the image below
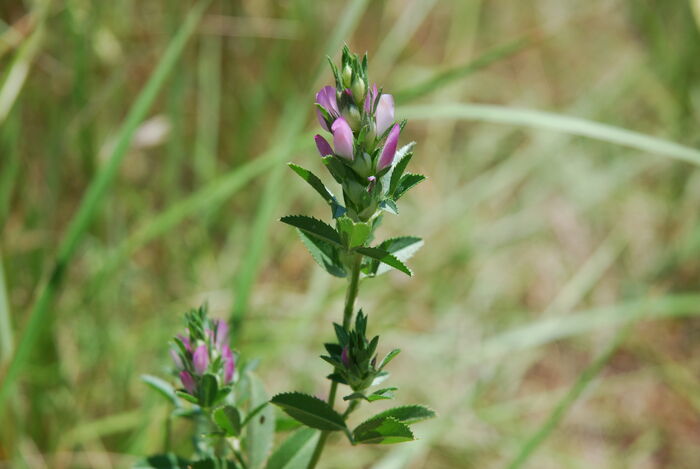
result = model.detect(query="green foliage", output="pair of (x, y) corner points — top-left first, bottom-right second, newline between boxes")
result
(245, 373), (276, 469)
(354, 247), (412, 276)
(141, 374), (179, 407)
(213, 405), (242, 437)
(265, 428), (320, 469)
(270, 392), (347, 432)
(363, 237), (423, 276)
(352, 417), (414, 445)
(297, 231), (346, 278)
(280, 215), (342, 247)
(288, 163), (346, 218)
(366, 405), (436, 425)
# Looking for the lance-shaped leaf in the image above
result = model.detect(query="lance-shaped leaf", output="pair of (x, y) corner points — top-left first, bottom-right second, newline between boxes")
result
(367, 405), (436, 425)
(355, 246), (412, 276)
(298, 231), (346, 278)
(141, 374), (179, 407)
(281, 215), (342, 247)
(379, 199), (398, 215)
(353, 416), (414, 445)
(393, 173), (426, 201)
(337, 216), (372, 248)
(213, 405), (242, 437)
(246, 372), (275, 469)
(270, 392), (347, 432)
(365, 237), (423, 276)
(288, 163), (346, 218)
(265, 427), (320, 469)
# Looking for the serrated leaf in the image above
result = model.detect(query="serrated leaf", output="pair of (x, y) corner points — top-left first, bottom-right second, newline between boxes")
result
(297, 230), (346, 278)
(378, 349), (401, 371)
(353, 416), (414, 445)
(288, 163), (346, 218)
(265, 428), (320, 469)
(337, 216), (372, 248)
(355, 247), (412, 276)
(368, 405), (436, 425)
(246, 373), (275, 469)
(379, 199), (398, 215)
(198, 374), (218, 408)
(372, 237), (424, 276)
(322, 155), (349, 183)
(343, 387), (397, 402)
(389, 152), (414, 196)
(141, 374), (179, 407)
(393, 173), (426, 201)
(281, 215), (342, 246)
(270, 392), (347, 432)
(213, 405), (242, 437)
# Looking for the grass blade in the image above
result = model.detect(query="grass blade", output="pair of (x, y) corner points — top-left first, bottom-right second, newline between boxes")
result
(0, 251), (12, 366)
(505, 328), (628, 469)
(0, 0), (211, 415)
(401, 103), (700, 166)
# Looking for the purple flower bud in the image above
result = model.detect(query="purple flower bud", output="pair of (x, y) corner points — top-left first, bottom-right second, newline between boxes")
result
(180, 371), (196, 394)
(222, 345), (236, 384)
(193, 344), (209, 375)
(215, 320), (228, 350)
(170, 349), (184, 370)
(331, 117), (354, 161)
(341, 346), (350, 368)
(178, 334), (191, 353)
(315, 86), (339, 131)
(378, 124), (400, 171)
(375, 94), (394, 136)
(314, 134), (333, 157)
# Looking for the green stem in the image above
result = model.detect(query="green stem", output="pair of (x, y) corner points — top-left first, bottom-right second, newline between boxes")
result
(307, 254), (362, 469)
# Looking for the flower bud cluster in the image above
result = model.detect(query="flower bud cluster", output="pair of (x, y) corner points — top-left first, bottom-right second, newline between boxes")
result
(320, 311), (393, 392)
(314, 46), (406, 221)
(171, 305), (236, 403)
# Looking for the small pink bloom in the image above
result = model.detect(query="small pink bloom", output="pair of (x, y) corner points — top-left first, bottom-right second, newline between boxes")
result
(378, 124), (400, 171)
(180, 371), (196, 394)
(375, 94), (394, 136)
(315, 86), (339, 131)
(341, 346), (350, 368)
(170, 349), (183, 370)
(193, 344), (209, 375)
(314, 134), (333, 157)
(331, 117), (354, 161)
(214, 320), (228, 350)
(222, 345), (236, 384)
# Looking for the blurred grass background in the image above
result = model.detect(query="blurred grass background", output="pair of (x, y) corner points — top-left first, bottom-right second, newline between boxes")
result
(2, 0), (700, 467)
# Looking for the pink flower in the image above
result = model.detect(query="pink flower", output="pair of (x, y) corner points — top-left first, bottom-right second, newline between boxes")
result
(170, 349), (183, 370)
(375, 94), (394, 136)
(222, 345), (236, 384)
(314, 134), (333, 157)
(331, 117), (354, 161)
(214, 320), (228, 350)
(180, 371), (196, 394)
(193, 344), (209, 375)
(378, 124), (400, 171)
(315, 86), (339, 131)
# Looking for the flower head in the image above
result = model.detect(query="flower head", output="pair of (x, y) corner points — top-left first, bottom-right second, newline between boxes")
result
(332, 117), (354, 160)
(378, 124), (400, 171)
(315, 86), (339, 131)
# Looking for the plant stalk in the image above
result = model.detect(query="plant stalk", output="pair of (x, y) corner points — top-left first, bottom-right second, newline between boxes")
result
(307, 253), (362, 469)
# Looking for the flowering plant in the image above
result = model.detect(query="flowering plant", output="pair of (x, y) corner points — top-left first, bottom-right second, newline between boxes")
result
(138, 47), (432, 469)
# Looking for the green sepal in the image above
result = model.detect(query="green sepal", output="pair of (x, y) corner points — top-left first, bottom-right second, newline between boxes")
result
(337, 216), (372, 248)
(297, 230), (346, 278)
(175, 390), (199, 405)
(327, 372), (348, 385)
(343, 387), (398, 402)
(352, 416), (414, 445)
(198, 373), (219, 408)
(288, 163), (346, 218)
(378, 349), (401, 370)
(141, 374), (179, 407)
(213, 405), (242, 437)
(322, 155), (350, 183)
(355, 246), (412, 276)
(270, 392), (347, 432)
(280, 215), (342, 247)
(393, 173), (426, 201)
